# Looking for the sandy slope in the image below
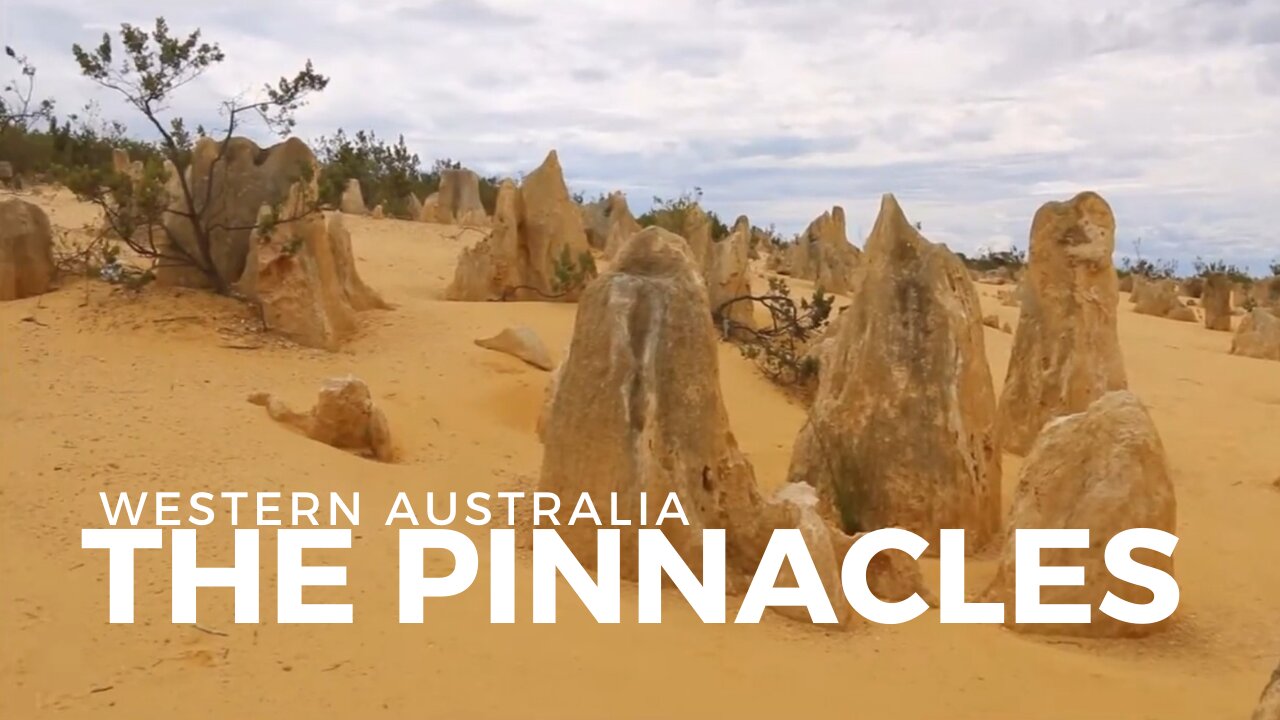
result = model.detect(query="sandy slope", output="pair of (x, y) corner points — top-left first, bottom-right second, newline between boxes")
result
(1, 189), (1278, 719)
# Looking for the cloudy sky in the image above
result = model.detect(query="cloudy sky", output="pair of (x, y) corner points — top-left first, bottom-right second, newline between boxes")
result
(4, 0), (1279, 271)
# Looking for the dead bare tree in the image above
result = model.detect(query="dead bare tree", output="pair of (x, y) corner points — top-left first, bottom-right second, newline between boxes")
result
(713, 277), (835, 388)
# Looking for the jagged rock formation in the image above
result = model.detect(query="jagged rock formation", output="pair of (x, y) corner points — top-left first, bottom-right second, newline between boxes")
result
(238, 185), (389, 351)
(997, 191), (1128, 455)
(680, 204), (714, 272)
(446, 150), (594, 302)
(423, 168), (488, 225)
(538, 226), (927, 619)
(602, 192), (643, 259)
(706, 215), (756, 334)
(777, 207), (861, 295)
(580, 195), (609, 251)
(786, 194), (1000, 548)
(157, 136), (317, 288)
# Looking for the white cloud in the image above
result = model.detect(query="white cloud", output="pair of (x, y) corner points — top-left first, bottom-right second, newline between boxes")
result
(4, 0), (1279, 271)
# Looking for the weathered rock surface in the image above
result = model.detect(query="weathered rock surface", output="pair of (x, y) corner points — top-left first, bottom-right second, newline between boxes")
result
(1166, 304), (1197, 323)
(786, 194), (1000, 547)
(539, 227), (764, 575)
(0, 198), (56, 301)
(985, 391), (1176, 637)
(997, 192), (1128, 455)
(535, 356), (565, 444)
(767, 483), (938, 625)
(1255, 662), (1280, 720)
(706, 215), (756, 334)
(249, 376), (393, 461)
(239, 185), (388, 350)
(765, 483), (856, 625)
(424, 168), (488, 225)
(602, 192), (642, 259)
(445, 180), (518, 301)
(680, 204), (714, 272)
(475, 326), (554, 370)
(1231, 309), (1280, 361)
(340, 178), (366, 215)
(781, 207), (861, 295)
(518, 150), (592, 296)
(419, 193), (440, 223)
(158, 136), (318, 288)
(538, 226), (923, 622)
(405, 192), (423, 221)
(325, 212), (392, 313)
(580, 195), (610, 251)
(446, 150), (594, 301)
(1202, 273), (1232, 331)
(1133, 278), (1195, 321)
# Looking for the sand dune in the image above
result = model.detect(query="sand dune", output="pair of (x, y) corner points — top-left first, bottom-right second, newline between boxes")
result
(2, 193), (1278, 719)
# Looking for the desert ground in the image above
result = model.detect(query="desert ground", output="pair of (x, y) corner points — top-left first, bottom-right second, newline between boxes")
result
(2, 186), (1279, 719)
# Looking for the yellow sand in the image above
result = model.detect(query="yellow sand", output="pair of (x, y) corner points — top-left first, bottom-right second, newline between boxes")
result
(2, 188), (1278, 719)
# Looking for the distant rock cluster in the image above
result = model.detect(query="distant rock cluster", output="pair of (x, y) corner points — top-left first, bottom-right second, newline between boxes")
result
(24, 134), (1280, 667)
(526, 187), (1197, 637)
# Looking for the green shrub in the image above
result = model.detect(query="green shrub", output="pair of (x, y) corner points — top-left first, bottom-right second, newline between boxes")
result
(637, 188), (729, 240)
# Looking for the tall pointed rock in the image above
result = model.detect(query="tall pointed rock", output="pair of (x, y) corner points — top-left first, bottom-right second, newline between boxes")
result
(787, 194), (1000, 547)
